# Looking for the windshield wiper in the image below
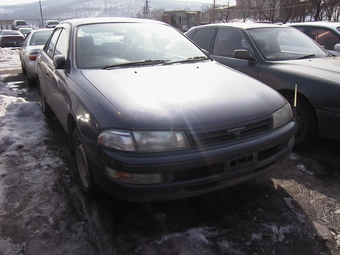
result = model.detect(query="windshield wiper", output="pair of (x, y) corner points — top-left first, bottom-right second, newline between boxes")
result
(296, 54), (315, 60)
(103, 59), (167, 69)
(164, 56), (210, 65)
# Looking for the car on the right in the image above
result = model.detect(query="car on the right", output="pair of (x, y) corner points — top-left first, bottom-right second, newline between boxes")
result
(186, 22), (340, 148)
(289, 21), (340, 56)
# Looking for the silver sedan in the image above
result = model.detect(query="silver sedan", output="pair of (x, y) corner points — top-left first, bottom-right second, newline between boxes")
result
(19, 29), (53, 87)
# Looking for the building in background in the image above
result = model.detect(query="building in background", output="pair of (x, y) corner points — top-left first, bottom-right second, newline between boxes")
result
(162, 11), (200, 32)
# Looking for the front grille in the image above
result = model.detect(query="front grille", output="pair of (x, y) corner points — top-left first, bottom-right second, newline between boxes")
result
(186, 119), (271, 148)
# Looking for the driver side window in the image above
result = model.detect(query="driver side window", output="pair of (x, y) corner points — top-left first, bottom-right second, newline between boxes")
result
(54, 29), (68, 58)
(213, 28), (248, 57)
(45, 29), (62, 59)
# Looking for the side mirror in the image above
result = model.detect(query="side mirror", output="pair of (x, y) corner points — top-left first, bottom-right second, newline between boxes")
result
(201, 48), (210, 55)
(334, 43), (340, 52)
(234, 49), (256, 61)
(53, 55), (66, 69)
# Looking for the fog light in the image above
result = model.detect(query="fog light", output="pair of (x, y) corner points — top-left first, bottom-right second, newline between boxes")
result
(105, 167), (163, 184)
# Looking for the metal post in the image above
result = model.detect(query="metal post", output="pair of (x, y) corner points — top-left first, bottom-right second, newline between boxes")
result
(294, 84), (298, 119)
(39, 0), (44, 28)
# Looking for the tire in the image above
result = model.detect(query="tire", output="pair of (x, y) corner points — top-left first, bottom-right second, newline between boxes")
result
(28, 77), (36, 87)
(39, 82), (54, 118)
(287, 96), (318, 148)
(21, 62), (27, 75)
(73, 128), (96, 195)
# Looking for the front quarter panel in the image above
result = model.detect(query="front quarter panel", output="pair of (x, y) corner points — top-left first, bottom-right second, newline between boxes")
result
(66, 70), (131, 142)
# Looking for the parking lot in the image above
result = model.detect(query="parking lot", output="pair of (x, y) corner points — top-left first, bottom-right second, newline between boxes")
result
(1, 58), (340, 254)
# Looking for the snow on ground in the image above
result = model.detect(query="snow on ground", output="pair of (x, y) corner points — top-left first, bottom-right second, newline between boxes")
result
(0, 48), (21, 75)
(0, 47), (329, 255)
(0, 48), (68, 254)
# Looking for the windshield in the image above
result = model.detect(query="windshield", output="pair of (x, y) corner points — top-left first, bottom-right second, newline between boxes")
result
(248, 27), (328, 61)
(16, 21), (27, 26)
(76, 22), (207, 68)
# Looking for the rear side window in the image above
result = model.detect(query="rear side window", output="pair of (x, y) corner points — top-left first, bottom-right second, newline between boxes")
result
(188, 27), (214, 51)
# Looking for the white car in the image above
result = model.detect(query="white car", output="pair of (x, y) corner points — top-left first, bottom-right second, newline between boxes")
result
(19, 29), (53, 87)
(289, 21), (340, 56)
(19, 27), (33, 37)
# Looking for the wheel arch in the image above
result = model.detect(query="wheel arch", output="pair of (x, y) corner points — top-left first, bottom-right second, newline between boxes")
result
(278, 88), (319, 147)
(278, 89), (317, 119)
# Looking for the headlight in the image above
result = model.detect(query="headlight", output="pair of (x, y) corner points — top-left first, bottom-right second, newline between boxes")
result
(133, 131), (190, 152)
(273, 103), (292, 129)
(98, 130), (135, 151)
(98, 130), (190, 152)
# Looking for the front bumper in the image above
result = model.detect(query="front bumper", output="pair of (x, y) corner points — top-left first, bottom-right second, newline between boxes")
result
(86, 120), (297, 202)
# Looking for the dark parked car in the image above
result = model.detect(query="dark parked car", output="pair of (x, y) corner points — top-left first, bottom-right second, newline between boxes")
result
(0, 30), (24, 47)
(45, 20), (59, 28)
(289, 21), (340, 56)
(19, 29), (53, 86)
(36, 18), (296, 202)
(186, 22), (340, 147)
(12, 20), (30, 30)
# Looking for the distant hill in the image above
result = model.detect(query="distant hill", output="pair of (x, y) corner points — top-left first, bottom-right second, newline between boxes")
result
(0, 0), (212, 22)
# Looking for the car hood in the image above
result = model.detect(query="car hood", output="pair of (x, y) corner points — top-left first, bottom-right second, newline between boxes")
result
(80, 62), (285, 130)
(274, 57), (340, 82)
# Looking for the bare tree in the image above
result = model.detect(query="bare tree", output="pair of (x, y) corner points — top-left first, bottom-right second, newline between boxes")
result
(324, 0), (340, 21)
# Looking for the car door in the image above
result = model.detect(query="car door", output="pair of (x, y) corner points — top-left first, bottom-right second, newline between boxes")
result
(210, 27), (261, 79)
(187, 26), (262, 80)
(37, 28), (62, 111)
(50, 27), (70, 129)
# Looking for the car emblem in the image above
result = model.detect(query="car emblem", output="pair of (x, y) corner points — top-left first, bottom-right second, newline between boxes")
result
(228, 126), (245, 133)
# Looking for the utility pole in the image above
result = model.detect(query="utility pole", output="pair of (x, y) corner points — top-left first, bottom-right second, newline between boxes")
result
(39, 0), (44, 28)
(144, 0), (150, 17)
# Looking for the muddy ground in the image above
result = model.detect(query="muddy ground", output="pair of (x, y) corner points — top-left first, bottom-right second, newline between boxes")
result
(1, 71), (340, 255)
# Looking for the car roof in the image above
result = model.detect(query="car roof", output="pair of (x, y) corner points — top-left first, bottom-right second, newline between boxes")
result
(29, 28), (53, 33)
(2, 30), (22, 35)
(289, 21), (340, 30)
(190, 22), (287, 30)
(60, 17), (164, 27)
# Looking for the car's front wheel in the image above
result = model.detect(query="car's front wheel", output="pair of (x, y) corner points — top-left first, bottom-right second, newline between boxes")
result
(287, 96), (318, 148)
(27, 76), (36, 87)
(73, 128), (95, 195)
